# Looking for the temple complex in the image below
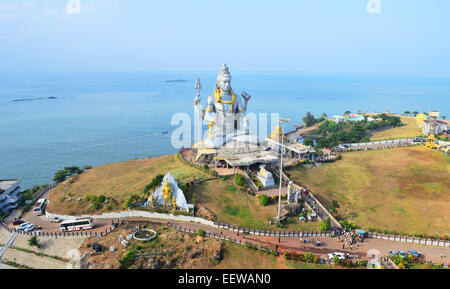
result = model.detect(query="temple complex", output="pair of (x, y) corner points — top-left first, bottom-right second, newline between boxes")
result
(184, 64), (316, 175)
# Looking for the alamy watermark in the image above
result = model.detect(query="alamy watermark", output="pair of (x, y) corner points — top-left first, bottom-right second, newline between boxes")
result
(170, 112), (282, 149)
(367, 0), (382, 14)
(66, 0), (81, 15)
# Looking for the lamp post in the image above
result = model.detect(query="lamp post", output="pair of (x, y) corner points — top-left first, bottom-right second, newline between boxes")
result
(277, 117), (290, 221)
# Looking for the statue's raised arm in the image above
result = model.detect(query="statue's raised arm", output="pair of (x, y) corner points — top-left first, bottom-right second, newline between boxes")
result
(241, 91), (251, 103)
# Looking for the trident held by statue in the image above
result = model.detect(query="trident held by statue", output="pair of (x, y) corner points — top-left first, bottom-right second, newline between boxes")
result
(194, 78), (202, 105)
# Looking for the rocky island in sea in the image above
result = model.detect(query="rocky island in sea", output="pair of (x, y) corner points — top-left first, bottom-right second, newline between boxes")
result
(11, 96), (57, 102)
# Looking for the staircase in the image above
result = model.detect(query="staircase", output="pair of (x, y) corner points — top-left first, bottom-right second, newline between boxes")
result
(0, 231), (18, 261)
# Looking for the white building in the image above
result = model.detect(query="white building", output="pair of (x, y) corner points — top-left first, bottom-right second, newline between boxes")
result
(0, 179), (21, 214)
(422, 119), (448, 136)
(332, 115), (346, 123)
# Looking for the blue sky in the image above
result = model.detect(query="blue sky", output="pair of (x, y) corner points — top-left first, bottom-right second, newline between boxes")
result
(1, 0), (450, 77)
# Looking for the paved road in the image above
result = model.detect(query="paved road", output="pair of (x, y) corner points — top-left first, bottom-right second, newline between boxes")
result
(131, 218), (450, 265)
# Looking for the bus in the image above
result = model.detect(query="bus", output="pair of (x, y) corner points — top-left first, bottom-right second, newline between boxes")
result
(59, 217), (94, 232)
(33, 198), (47, 216)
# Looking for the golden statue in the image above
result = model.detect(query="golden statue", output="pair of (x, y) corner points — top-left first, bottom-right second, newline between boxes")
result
(162, 180), (173, 207)
(172, 196), (177, 210)
(150, 194), (155, 208)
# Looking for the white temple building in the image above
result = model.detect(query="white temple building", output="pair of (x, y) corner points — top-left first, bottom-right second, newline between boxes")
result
(256, 165), (275, 188)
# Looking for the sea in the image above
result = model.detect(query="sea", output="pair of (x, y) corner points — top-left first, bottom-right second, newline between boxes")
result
(1, 72), (449, 190)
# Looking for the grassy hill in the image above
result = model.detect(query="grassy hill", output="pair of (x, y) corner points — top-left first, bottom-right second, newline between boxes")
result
(371, 116), (421, 140)
(286, 146), (450, 237)
(46, 154), (319, 232)
(46, 155), (210, 216)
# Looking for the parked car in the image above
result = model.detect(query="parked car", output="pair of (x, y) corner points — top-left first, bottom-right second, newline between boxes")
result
(23, 224), (35, 232)
(16, 222), (32, 230)
(328, 252), (346, 260)
(397, 250), (406, 258)
(388, 250), (398, 257)
(408, 250), (421, 258)
(49, 216), (62, 223)
(12, 220), (25, 227)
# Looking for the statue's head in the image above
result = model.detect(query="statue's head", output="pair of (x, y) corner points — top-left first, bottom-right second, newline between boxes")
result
(216, 64), (232, 92)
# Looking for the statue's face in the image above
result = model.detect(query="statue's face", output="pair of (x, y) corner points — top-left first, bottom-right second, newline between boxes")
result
(217, 76), (231, 92)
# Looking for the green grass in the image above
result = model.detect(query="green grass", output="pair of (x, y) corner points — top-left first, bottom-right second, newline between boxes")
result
(371, 116), (421, 141)
(193, 178), (319, 231)
(47, 154), (209, 215)
(287, 146), (450, 236)
(285, 260), (333, 269)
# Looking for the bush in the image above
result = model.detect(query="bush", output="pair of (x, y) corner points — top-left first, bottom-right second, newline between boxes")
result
(118, 250), (136, 269)
(28, 236), (40, 248)
(283, 251), (292, 260)
(313, 256), (320, 264)
(297, 253), (305, 262)
(332, 255), (340, 265)
(259, 194), (270, 206)
(197, 228), (205, 237)
(345, 259), (353, 267)
(305, 252), (314, 262)
(92, 202), (100, 210)
(234, 174), (246, 187)
(357, 259), (367, 266)
(97, 195), (106, 203)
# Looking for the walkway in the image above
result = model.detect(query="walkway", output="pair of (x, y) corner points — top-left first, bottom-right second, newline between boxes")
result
(125, 217), (450, 265)
(0, 232), (18, 261)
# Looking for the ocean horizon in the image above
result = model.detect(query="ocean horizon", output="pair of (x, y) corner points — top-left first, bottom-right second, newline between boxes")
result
(1, 72), (449, 190)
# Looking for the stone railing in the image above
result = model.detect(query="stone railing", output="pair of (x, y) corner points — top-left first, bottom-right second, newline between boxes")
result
(367, 232), (450, 247)
(168, 222), (277, 255)
(213, 222), (332, 238)
(32, 183), (57, 203)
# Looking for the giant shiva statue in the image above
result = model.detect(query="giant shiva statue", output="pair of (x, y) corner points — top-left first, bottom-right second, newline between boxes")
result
(193, 64), (257, 148)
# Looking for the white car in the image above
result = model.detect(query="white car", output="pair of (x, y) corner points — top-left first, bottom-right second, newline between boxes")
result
(16, 222), (32, 230)
(50, 216), (62, 223)
(23, 224), (35, 232)
(328, 252), (346, 261)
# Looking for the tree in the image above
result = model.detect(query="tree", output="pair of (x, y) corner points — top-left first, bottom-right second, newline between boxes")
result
(83, 165), (93, 170)
(303, 139), (314, 147)
(305, 252), (314, 262)
(53, 166), (83, 183)
(319, 217), (331, 231)
(53, 170), (68, 183)
(259, 194), (270, 206)
(442, 116), (447, 120)
(412, 111), (419, 116)
(303, 112), (317, 127)
(234, 174), (246, 187)
(404, 111), (411, 116)
(344, 111), (351, 116)
(330, 200), (340, 213)
(332, 255), (340, 265)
